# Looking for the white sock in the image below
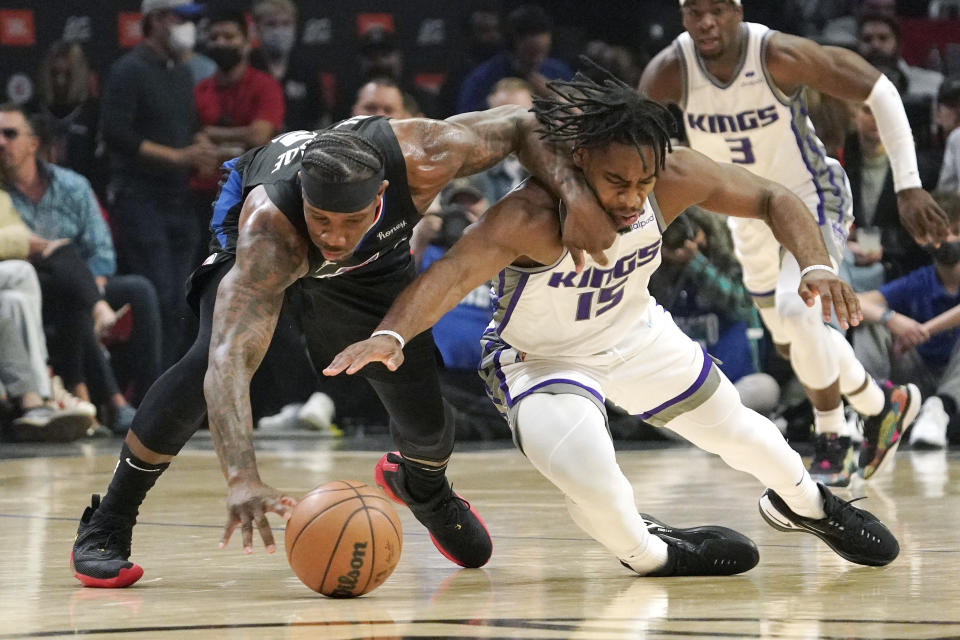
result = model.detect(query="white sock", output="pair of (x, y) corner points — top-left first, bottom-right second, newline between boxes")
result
(845, 375), (886, 417)
(619, 529), (671, 574)
(814, 405), (846, 436)
(777, 470), (827, 519)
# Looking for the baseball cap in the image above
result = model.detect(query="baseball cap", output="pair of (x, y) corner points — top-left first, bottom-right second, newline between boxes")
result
(141, 0), (204, 17)
(441, 178), (485, 209)
(938, 76), (960, 106)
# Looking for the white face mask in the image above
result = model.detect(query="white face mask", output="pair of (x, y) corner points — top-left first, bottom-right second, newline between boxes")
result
(260, 25), (296, 55)
(168, 21), (197, 54)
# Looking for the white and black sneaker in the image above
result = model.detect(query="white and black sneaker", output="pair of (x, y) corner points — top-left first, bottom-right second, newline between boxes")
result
(758, 483), (898, 566)
(626, 514), (759, 576)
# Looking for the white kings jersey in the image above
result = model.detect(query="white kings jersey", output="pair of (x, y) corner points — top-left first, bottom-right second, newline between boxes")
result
(675, 22), (848, 226)
(488, 193), (667, 358)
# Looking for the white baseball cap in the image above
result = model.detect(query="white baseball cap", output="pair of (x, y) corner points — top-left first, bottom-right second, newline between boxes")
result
(141, 0), (203, 17)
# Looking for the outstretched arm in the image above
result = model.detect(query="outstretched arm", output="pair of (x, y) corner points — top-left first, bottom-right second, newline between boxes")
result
(324, 188), (558, 375)
(205, 189), (308, 554)
(766, 33), (948, 242)
(657, 148), (861, 329)
(393, 107), (616, 263)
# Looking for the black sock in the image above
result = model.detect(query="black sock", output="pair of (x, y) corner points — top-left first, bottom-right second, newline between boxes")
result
(96, 443), (170, 519)
(938, 394), (957, 417)
(403, 458), (448, 502)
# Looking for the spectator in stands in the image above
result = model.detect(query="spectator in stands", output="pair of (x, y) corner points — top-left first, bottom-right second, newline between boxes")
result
(937, 76), (960, 192)
(469, 78), (532, 205)
(853, 191), (960, 448)
(101, 0), (218, 365)
(456, 4), (573, 114)
(842, 72), (935, 290)
(249, 0), (328, 131)
(34, 40), (108, 203)
(180, 18), (216, 84)
(419, 179), (505, 439)
(438, 6), (504, 116)
(352, 77), (413, 119)
(581, 40), (645, 88)
(191, 8), (284, 261)
(857, 13), (943, 99)
(1, 105), (159, 433)
(0, 189), (94, 438)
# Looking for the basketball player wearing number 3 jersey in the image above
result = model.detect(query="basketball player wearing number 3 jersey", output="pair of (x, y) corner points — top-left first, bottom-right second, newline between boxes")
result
(326, 68), (900, 574)
(640, 0), (942, 485)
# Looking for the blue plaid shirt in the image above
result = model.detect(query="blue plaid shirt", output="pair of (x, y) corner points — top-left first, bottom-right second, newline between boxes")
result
(7, 161), (116, 277)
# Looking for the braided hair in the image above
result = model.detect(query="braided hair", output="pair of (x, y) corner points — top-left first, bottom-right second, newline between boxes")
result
(533, 57), (675, 173)
(301, 130), (384, 184)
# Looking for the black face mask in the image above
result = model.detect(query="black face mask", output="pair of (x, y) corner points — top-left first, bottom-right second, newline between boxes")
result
(209, 47), (242, 72)
(924, 241), (960, 266)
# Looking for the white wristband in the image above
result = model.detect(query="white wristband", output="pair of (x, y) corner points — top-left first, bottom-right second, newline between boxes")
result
(799, 264), (837, 279)
(371, 330), (405, 349)
(864, 74), (922, 192)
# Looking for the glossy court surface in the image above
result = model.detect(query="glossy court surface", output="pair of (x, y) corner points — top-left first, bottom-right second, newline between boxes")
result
(2, 433), (958, 639)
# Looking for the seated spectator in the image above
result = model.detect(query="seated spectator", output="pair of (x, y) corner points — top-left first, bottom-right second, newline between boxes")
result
(34, 40), (108, 203)
(352, 78), (414, 119)
(457, 4), (573, 114)
(0, 190), (94, 439)
(842, 93), (933, 290)
(469, 78), (532, 205)
(857, 12), (943, 100)
(937, 76), (960, 192)
(1, 104), (160, 433)
(853, 191), (960, 448)
(417, 180), (505, 439)
(249, 0), (328, 131)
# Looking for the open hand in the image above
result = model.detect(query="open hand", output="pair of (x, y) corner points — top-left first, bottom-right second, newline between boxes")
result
(798, 269), (862, 330)
(220, 479), (297, 555)
(323, 334), (405, 376)
(897, 188), (949, 245)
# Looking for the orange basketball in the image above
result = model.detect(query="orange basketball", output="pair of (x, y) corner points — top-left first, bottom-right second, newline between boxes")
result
(285, 480), (402, 597)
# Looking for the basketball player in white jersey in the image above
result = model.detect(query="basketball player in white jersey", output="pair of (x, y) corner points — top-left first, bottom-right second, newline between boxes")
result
(639, 0), (945, 486)
(326, 70), (899, 574)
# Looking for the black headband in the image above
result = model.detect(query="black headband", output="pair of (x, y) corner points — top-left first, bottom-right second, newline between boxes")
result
(300, 169), (385, 213)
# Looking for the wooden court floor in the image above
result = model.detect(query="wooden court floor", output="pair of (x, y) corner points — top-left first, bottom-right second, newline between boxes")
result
(1, 435), (958, 640)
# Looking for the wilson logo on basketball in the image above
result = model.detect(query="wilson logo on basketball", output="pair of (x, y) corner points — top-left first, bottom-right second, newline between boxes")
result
(331, 542), (368, 596)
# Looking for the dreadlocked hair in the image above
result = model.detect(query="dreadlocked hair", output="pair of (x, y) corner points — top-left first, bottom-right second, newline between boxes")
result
(533, 56), (675, 172)
(301, 130), (384, 184)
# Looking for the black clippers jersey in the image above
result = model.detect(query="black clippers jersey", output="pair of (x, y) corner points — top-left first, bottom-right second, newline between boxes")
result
(213, 115), (421, 279)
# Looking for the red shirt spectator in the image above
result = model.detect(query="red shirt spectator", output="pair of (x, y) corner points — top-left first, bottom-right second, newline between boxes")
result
(191, 65), (284, 192)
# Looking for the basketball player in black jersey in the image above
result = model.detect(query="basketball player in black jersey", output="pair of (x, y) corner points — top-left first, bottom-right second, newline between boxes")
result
(71, 110), (617, 588)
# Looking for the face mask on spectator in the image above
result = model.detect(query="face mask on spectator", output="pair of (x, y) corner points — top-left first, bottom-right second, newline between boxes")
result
(925, 241), (960, 266)
(260, 25), (295, 55)
(168, 21), (197, 54)
(209, 46), (243, 72)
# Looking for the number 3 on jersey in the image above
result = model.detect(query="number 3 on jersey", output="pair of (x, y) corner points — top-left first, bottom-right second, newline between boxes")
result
(725, 136), (756, 165)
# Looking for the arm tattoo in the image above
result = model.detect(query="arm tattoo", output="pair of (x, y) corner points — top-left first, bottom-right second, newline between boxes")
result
(205, 210), (306, 484)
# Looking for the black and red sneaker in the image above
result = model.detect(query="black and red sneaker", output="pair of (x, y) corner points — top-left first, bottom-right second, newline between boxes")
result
(71, 494), (143, 588)
(374, 452), (492, 568)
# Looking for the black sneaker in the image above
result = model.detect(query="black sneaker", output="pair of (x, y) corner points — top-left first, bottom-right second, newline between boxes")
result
(758, 483), (898, 566)
(807, 433), (857, 488)
(625, 514), (759, 576)
(859, 382), (921, 479)
(71, 494), (143, 587)
(374, 452), (492, 568)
